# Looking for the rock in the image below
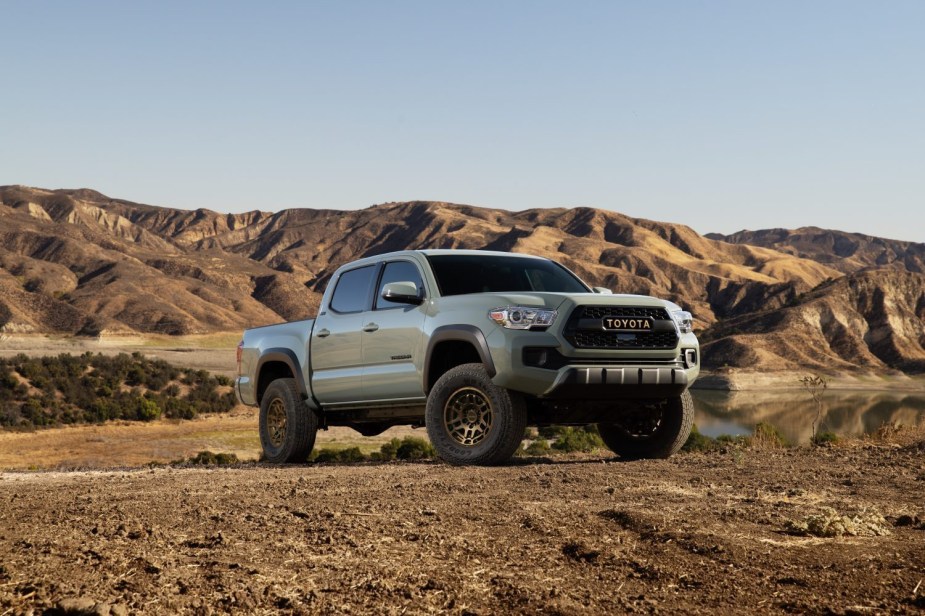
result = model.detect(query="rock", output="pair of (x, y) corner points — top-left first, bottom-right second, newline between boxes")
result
(53, 597), (108, 615)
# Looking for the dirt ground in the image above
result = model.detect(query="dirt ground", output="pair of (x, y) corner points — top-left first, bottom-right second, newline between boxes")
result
(2, 441), (924, 615)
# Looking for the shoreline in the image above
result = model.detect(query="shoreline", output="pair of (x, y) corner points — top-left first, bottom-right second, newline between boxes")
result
(694, 370), (925, 392)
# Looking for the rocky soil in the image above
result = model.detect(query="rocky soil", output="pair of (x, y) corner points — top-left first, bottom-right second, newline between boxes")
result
(2, 442), (924, 615)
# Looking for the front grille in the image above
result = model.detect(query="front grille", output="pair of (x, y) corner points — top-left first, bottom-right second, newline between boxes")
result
(564, 305), (678, 350)
(568, 330), (679, 349)
(579, 306), (670, 320)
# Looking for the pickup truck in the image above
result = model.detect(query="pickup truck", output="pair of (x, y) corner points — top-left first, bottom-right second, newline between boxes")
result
(236, 249), (699, 466)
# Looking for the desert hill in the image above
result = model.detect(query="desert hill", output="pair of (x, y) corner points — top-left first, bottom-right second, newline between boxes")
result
(707, 227), (925, 274)
(1, 185), (923, 375)
(701, 269), (925, 374)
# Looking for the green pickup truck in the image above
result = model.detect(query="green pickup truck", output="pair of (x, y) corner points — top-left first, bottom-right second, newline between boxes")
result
(236, 250), (699, 466)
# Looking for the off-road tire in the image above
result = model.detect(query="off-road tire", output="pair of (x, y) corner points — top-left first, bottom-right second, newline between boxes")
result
(259, 378), (317, 463)
(426, 363), (527, 466)
(597, 390), (694, 460)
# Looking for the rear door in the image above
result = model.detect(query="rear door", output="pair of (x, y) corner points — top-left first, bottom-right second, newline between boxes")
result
(360, 259), (428, 402)
(310, 264), (376, 404)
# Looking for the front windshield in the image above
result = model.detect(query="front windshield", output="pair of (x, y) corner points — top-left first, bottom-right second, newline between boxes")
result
(426, 254), (590, 296)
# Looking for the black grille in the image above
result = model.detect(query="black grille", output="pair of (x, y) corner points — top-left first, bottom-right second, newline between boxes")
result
(579, 306), (670, 320)
(564, 305), (678, 350)
(568, 330), (679, 349)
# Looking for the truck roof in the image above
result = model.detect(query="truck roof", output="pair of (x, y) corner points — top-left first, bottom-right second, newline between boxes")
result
(333, 249), (551, 271)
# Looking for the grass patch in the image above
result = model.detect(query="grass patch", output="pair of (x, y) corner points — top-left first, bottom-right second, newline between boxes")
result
(750, 422), (790, 450)
(173, 450), (240, 466)
(308, 436), (437, 464)
(785, 507), (892, 537)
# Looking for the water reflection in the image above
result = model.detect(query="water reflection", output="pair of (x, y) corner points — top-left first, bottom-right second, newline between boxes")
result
(690, 389), (925, 444)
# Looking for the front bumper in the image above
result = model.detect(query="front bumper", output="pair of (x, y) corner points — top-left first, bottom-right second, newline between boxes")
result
(486, 327), (700, 400)
(543, 365), (689, 399)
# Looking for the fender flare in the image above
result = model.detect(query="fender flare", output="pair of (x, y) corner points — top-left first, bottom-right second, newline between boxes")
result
(424, 325), (496, 392)
(255, 348), (308, 400)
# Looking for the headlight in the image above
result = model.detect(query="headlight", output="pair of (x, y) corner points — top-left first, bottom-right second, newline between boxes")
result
(671, 310), (693, 334)
(488, 306), (557, 330)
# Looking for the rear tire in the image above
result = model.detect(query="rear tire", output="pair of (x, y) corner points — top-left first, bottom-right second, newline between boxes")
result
(597, 391), (694, 460)
(426, 363), (527, 466)
(259, 378), (317, 463)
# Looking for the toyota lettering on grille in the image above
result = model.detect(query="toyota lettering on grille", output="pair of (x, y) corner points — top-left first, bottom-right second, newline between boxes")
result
(602, 316), (653, 331)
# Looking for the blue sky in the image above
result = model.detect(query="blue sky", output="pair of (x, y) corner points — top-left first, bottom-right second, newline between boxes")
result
(2, 1), (923, 241)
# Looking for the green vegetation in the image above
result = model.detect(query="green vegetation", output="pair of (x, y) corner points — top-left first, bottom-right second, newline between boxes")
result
(811, 431), (839, 446)
(517, 425), (604, 456)
(0, 352), (237, 429)
(551, 426), (605, 453)
(308, 436), (438, 464)
(751, 422), (790, 449)
(683, 423), (788, 452)
(682, 424), (722, 452)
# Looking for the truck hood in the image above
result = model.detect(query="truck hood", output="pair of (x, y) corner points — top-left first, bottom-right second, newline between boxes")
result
(435, 292), (679, 313)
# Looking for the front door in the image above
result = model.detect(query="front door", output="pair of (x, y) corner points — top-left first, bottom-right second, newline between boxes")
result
(361, 259), (428, 402)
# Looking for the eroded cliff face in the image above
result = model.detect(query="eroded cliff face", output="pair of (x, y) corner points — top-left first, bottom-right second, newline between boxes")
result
(1, 185), (923, 374)
(702, 270), (925, 373)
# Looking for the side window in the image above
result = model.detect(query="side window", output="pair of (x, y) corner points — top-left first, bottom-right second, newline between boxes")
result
(330, 265), (376, 313)
(376, 261), (425, 310)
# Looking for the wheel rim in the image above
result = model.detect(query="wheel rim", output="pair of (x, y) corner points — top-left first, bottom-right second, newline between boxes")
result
(267, 398), (287, 447)
(618, 406), (663, 439)
(443, 387), (493, 447)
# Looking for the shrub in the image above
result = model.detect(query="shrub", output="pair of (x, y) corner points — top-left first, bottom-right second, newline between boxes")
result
(750, 422), (789, 449)
(811, 431), (839, 446)
(180, 451), (240, 465)
(523, 438), (552, 455)
(311, 447), (367, 464)
(551, 426), (605, 453)
(134, 397), (162, 421)
(379, 438), (402, 461)
(396, 437), (436, 460)
(682, 424), (719, 452)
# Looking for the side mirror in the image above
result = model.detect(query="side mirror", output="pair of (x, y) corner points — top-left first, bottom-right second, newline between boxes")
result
(592, 287), (612, 295)
(381, 281), (424, 305)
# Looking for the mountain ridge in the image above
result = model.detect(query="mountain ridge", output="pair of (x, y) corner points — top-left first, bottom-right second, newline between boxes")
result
(2, 185), (923, 375)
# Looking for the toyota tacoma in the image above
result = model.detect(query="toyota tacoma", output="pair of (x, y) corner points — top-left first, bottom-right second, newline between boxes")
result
(236, 250), (699, 465)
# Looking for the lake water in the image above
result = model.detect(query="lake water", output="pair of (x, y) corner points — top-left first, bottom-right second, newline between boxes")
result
(690, 388), (925, 444)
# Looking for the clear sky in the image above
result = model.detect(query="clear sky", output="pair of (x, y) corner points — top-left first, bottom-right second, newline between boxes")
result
(2, 1), (923, 241)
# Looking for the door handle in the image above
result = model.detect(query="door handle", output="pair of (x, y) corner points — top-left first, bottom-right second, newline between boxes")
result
(316, 328), (331, 338)
(362, 323), (379, 332)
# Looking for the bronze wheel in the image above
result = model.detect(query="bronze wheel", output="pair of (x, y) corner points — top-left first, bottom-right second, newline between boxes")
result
(426, 363), (527, 466)
(266, 398), (287, 447)
(259, 378), (318, 463)
(443, 387), (494, 447)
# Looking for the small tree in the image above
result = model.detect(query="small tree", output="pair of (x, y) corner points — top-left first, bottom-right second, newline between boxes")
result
(799, 375), (828, 441)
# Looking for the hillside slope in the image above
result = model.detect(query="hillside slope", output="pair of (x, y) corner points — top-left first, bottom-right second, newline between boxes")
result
(1, 185), (923, 374)
(702, 269), (925, 373)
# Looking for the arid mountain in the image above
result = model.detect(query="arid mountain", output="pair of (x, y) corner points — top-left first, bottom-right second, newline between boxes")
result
(701, 269), (925, 374)
(1, 185), (923, 374)
(707, 227), (925, 274)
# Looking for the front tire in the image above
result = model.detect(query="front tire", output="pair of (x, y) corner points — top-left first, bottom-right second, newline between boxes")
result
(426, 363), (527, 466)
(259, 378), (317, 463)
(597, 391), (694, 460)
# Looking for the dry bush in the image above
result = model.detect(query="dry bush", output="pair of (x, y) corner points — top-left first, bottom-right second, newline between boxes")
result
(785, 506), (892, 538)
(749, 422), (789, 450)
